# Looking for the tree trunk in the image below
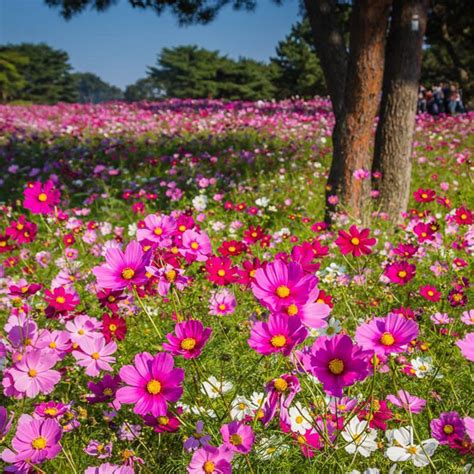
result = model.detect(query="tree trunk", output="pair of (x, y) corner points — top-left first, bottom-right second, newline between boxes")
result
(326, 0), (392, 222)
(303, 0), (348, 118)
(372, 0), (428, 224)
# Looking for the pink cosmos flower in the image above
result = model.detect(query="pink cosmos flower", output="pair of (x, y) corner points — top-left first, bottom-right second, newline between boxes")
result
(137, 214), (177, 247)
(386, 390), (426, 414)
(335, 225), (376, 257)
(44, 286), (80, 312)
(163, 320), (212, 359)
(248, 314), (307, 356)
(252, 260), (317, 312)
(0, 407), (14, 439)
(84, 463), (134, 474)
(116, 352), (184, 417)
(208, 289), (237, 316)
(464, 417), (474, 442)
(181, 229), (212, 262)
(456, 333), (474, 361)
(461, 309), (474, 325)
(275, 295), (330, 329)
(419, 285), (441, 302)
(23, 180), (60, 215)
(187, 445), (234, 474)
(355, 313), (419, 356)
(9, 350), (61, 398)
(220, 421), (254, 454)
(384, 261), (416, 285)
(72, 336), (117, 376)
(431, 411), (465, 445)
(65, 314), (101, 345)
(430, 312), (453, 325)
(36, 329), (71, 361)
(1, 414), (62, 465)
(262, 374), (300, 425)
(303, 334), (370, 398)
(93, 240), (151, 290)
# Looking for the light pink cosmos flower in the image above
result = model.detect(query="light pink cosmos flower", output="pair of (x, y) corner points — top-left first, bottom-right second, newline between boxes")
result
(355, 313), (419, 356)
(464, 417), (474, 442)
(93, 240), (151, 290)
(461, 309), (474, 325)
(386, 390), (426, 414)
(430, 312), (453, 325)
(252, 260), (318, 312)
(187, 445), (234, 474)
(137, 214), (177, 247)
(456, 333), (474, 361)
(65, 314), (102, 345)
(35, 329), (71, 361)
(9, 350), (61, 398)
(116, 352), (184, 417)
(72, 336), (117, 377)
(220, 421), (254, 454)
(1, 414), (62, 467)
(84, 463), (134, 474)
(180, 229), (212, 262)
(208, 289), (237, 316)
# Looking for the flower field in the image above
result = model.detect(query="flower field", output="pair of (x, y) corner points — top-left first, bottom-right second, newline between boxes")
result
(0, 99), (473, 473)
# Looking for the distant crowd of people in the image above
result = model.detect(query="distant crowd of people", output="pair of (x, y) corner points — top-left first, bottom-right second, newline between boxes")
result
(418, 82), (466, 115)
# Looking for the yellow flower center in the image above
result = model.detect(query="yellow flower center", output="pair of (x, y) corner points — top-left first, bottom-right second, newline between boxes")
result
(398, 270), (407, 278)
(407, 446), (418, 455)
(273, 377), (288, 392)
(271, 335), (287, 348)
(55, 296), (66, 304)
(158, 416), (169, 425)
(171, 246), (179, 254)
(350, 237), (360, 245)
(147, 379), (162, 394)
(276, 285), (290, 298)
(427, 290), (434, 296)
(32, 436), (47, 450)
(443, 424), (454, 434)
(461, 214), (467, 220)
(91, 352), (100, 360)
(109, 324), (117, 332)
(122, 268), (135, 280)
(178, 225), (186, 232)
(38, 193), (48, 202)
(190, 242), (199, 250)
(230, 434), (243, 446)
(296, 435), (306, 445)
(49, 341), (57, 349)
(328, 358), (344, 375)
(295, 416), (303, 424)
(228, 246), (236, 253)
(181, 338), (197, 350)
(154, 227), (163, 235)
(44, 407), (58, 416)
(203, 461), (215, 473)
(78, 329), (85, 335)
(421, 193), (428, 199)
(380, 332), (395, 346)
(287, 304), (298, 316)
(17, 223), (24, 230)
(166, 269), (177, 282)
(217, 269), (226, 277)
(249, 269), (256, 278)
(28, 369), (37, 377)
(103, 388), (113, 396)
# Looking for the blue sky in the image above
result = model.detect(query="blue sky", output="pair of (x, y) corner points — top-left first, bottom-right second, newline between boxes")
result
(0, 0), (300, 89)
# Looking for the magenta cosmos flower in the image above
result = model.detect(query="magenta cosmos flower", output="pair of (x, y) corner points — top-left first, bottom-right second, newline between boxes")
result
(9, 350), (61, 398)
(335, 225), (376, 257)
(181, 229), (212, 262)
(72, 336), (117, 376)
(163, 320), (212, 359)
(430, 411), (465, 445)
(252, 260), (317, 312)
(137, 214), (177, 247)
(303, 334), (370, 398)
(187, 445), (234, 474)
(116, 352), (184, 417)
(355, 313), (419, 356)
(262, 373), (300, 425)
(23, 180), (60, 215)
(456, 333), (474, 361)
(220, 421), (254, 454)
(248, 314), (307, 356)
(384, 261), (416, 285)
(2, 414), (62, 465)
(93, 240), (151, 290)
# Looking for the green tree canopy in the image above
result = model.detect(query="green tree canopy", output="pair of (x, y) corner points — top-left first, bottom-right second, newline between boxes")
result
(0, 43), (77, 104)
(0, 50), (29, 103)
(73, 72), (123, 103)
(271, 19), (327, 99)
(124, 77), (164, 102)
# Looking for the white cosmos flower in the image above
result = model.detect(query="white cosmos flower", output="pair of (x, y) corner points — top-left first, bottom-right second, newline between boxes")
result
(192, 194), (208, 211)
(201, 376), (233, 399)
(255, 197), (269, 208)
(341, 418), (378, 457)
(256, 435), (289, 460)
(410, 356), (435, 378)
(288, 402), (312, 435)
(230, 395), (253, 421)
(385, 426), (438, 467)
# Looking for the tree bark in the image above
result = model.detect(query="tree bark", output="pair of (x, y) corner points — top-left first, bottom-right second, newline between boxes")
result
(303, 0), (348, 118)
(373, 0), (428, 224)
(326, 0), (392, 222)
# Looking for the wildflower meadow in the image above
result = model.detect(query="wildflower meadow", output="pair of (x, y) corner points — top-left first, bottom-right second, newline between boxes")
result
(0, 99), (473, 473)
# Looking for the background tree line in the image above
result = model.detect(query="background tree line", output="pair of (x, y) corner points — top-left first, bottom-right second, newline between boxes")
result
(2, 5), (471, 105)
